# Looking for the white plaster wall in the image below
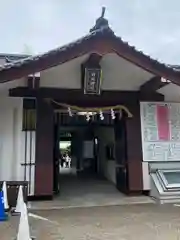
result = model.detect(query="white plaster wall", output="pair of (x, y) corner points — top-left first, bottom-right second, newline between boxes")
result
(0, 96), (35, 195)
(0, 96), (23, 180)
(96, 127), (116, 184)
(100, 53), (154, 91)
(106, 160), (116, 184)
(158, 83), (180, 102)
(40, 55), (88, 89)
(40, 53), (153, 91)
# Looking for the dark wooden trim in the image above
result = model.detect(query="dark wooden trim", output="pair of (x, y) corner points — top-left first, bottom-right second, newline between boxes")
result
(10, 87), (139, 105)
(21, 163), (35, 166)
(35, 98), (54, 196)
(28, 195), (53, 201)
(125, 103), (143, 192)
(27, 77), (33, 88)
(83, 53), (102, 67)
(139, 91), (164, 101)
(10, 87), (164, 106)
(23, 98), (36, 109)
(27, 76), (40, 89)
(140, 76), (169, 93)
(34, 77), (40, 89)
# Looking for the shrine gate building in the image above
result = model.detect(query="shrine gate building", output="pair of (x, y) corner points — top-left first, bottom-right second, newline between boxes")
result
(0, 11), (180, 203)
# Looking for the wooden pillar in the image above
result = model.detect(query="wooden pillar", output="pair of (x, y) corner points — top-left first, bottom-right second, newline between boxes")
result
(53, 115), (60, 195)
(114, 114), (128, 193)
(34, 98), (54, 197)
(125, 102), (143, 193)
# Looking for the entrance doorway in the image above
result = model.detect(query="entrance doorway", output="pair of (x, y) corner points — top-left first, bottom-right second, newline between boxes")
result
(59, 137), (71, 169)
(52, 111), (129, 204)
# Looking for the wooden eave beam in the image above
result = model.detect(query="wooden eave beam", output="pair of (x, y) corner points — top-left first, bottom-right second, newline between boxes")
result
(9, 87), (139, 105)
(140, 76), (170, 93)
(9, 87), (164, 105)
(83, 53), (102, 67)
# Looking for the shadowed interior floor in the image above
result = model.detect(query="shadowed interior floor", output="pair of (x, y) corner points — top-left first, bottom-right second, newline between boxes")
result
(28, 167), (154, 209)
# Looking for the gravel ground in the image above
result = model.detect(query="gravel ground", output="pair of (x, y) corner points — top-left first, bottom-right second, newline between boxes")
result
(1, 204), (180, 240)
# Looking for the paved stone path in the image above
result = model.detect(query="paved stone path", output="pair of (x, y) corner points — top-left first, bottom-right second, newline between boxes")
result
(1, 204), (180, 239)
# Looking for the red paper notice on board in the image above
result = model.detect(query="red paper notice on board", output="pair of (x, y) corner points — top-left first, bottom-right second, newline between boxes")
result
(156, 105), (170, 141)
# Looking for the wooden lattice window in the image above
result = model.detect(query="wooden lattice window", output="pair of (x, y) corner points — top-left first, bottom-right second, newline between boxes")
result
(22, 109), (36, 131)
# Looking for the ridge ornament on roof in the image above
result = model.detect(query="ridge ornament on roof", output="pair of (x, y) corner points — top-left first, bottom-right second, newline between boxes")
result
(90, 7), (114, 34)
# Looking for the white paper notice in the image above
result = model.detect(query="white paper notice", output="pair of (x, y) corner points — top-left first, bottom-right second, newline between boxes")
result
(140, 102), (180, 162)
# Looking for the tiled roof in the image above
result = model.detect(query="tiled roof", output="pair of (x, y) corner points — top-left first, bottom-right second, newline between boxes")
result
(0, 53), (30, 62)
(0, 26), (176, 74)
(0, 27), (103, 71)
(169, 65), (180, 71)
(0, 14), (180, 84)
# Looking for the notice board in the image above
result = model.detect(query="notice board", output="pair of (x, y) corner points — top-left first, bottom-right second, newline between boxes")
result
(140, 102), (180, 161)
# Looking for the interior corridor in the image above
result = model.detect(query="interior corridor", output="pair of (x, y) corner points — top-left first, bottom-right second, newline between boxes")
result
(57, 167), (125, 206)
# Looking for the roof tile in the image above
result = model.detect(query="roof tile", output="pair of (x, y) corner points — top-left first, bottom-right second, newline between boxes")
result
(0, 25), (179, 84)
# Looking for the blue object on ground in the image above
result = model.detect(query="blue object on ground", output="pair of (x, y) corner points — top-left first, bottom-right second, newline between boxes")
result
(0, 191), (8, 221)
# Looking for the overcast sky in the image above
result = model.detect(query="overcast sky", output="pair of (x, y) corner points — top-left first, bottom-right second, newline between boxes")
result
(0, 0), (179, 64)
